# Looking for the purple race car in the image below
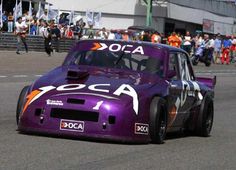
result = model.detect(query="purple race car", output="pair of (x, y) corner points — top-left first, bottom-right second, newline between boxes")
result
(16, 40), (216, 144)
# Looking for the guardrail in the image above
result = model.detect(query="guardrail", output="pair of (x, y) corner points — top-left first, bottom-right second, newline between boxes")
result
(0, 33), (76, 52)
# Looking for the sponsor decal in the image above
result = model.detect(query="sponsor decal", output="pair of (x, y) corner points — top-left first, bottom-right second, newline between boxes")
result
(60, 119), (84, 132)
(23, 86), (55, 113)
(23, 84), (139, 115)
(46, 99), (63, 106)
(174, 81), (203, 113)
(91, 42), (144, 55)
(170, 81), (203, 127)
(135, 123), (149, 135)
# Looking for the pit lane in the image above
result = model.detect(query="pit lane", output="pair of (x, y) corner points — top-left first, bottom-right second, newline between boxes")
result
(0, 51), (235, 170)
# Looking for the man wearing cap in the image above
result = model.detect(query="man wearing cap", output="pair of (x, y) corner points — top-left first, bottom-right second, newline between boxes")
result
(15, 17), (28, 54)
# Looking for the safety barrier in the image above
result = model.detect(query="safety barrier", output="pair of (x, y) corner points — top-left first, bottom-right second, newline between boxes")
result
(0, 33), (76, 52)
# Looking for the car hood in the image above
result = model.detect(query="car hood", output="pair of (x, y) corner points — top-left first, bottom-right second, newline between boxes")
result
(25, 66), (167, 116)
(32, 66), (162, 95)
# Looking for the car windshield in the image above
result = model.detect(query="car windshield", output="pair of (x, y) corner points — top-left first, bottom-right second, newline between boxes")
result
(70, 50), (164, 76)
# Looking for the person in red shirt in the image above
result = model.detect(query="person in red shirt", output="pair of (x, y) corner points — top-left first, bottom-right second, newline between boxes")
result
(168, 32), (182, 48)
(65, 26), (74, 39)
(221, 36), (232, 64)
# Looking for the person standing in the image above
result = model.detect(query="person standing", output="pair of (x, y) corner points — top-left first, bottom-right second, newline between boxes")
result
(30, 20), (37, 35)
(7, 12), (14, 32)
(51, 24), (61, 52)
(65, 25), (74, 39)
(168, 32), (181, 48)
(221, 36), (232, 65)
(43, 23), (53, 56)
(160, 33), (167, 44)
(114, 30), (122, 40)
(38, 20), (46, 36)
(202, 34), (212, 61)
(73, 21), (81, 40)
(209, 35), (215, 63)
(213, 34), (222, 64)
(2, 11), (8, 31)
(96, 27), (109, 40)
(87, 23), (95, 39)
(151, 31), (161, 43)
(194, 34), (203, 51)
(142, 30), (151, 42)
(15, 17), (28, 54)
(183, 31), (192, 55)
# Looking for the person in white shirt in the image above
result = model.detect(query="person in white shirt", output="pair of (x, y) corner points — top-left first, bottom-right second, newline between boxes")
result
(15, 17), (28, 54)
(108, 30), (115, 40)
(183, 31), (192, 55)
(96, 27), (108, 40)
(38, 20), (46, 36)
(209, 36), (215, 63)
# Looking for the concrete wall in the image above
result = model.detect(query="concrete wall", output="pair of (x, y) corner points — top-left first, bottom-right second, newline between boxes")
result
(46, 0), (139, 15)
(45, 0), (235, 34)
(46, 0), (167, 31)
(169, 0), (236, 18)
(168, 3), (235, 35)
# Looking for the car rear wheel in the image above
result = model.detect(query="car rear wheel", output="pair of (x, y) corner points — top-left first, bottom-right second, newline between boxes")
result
(149, 97), (167, 144)
(16, 86), (29, 125)
(195, 94), (214, 137)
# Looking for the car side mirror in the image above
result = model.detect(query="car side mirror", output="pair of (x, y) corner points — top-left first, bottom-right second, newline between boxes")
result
(167, 70), (176, 79)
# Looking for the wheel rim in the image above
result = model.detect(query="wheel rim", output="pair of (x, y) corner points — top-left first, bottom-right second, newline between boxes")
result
(158, 110), (167, 138)
(159, 120), (166, 137)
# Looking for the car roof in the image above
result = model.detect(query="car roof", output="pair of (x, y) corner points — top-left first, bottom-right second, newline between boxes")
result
(77, 39), (186, 53)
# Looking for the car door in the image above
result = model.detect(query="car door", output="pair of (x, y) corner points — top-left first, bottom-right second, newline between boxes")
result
(167, 52), (183, 128)
(168, 52), (196, 128)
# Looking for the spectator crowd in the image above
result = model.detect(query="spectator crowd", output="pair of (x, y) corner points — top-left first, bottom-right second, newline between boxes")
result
(1, 9), (236, 64)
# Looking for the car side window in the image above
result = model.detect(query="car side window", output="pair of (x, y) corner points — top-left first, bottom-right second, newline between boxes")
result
(168, 53), (178, 80)
(178, 53), (194, 81)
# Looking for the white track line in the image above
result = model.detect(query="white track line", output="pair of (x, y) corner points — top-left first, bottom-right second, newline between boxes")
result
(13, 75), (28, 78)
(35, 75), (42, 77)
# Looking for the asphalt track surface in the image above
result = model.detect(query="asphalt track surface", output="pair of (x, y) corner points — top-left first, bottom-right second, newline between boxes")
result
(0, 51), (236, 170)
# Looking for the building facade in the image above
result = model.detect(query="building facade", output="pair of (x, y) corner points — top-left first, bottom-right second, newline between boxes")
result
(46, 0), (236, 35)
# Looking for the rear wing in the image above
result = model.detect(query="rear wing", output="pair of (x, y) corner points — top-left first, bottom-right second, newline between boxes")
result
(196, 76), (216, 89)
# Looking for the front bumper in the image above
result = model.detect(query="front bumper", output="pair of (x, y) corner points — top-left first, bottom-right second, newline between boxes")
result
(18, 96), (150, 143)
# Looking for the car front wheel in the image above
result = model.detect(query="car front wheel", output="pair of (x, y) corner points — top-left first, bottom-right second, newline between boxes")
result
(16, 86), (29, 125)
(149, 97), (167, 144)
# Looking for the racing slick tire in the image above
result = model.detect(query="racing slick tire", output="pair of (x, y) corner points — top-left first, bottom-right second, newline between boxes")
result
(16, 86), (29, 125)
(149, 97), (168, 144)
(195, 94), (214, 137)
